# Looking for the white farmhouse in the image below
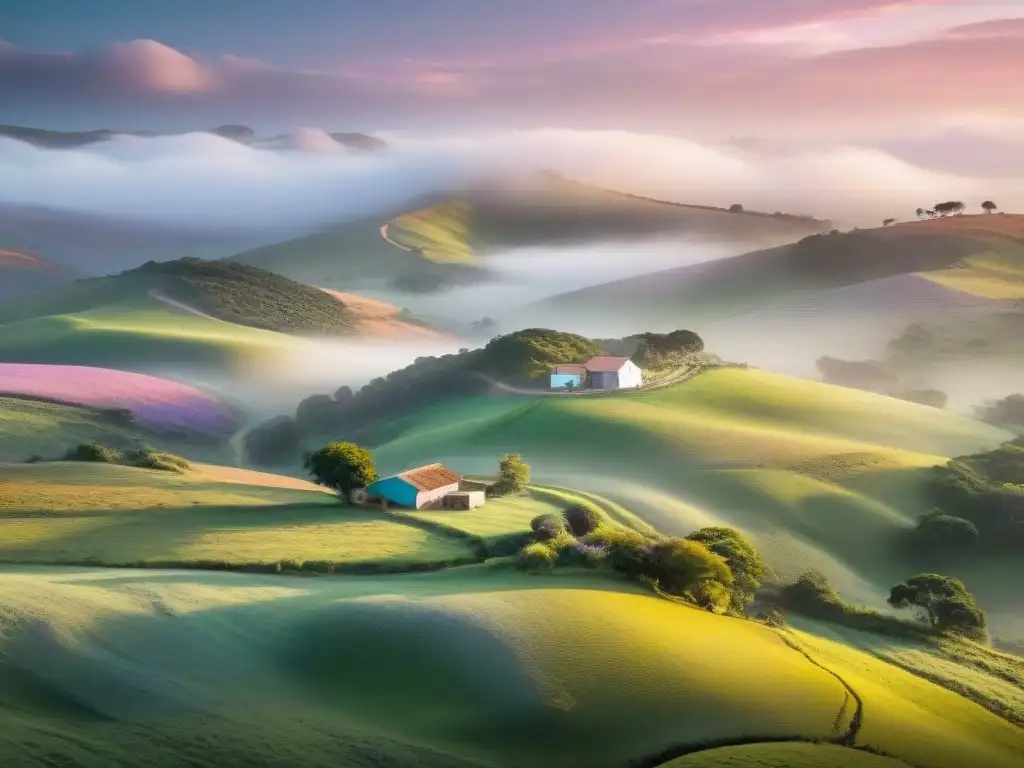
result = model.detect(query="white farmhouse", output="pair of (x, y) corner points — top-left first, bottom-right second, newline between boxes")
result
(582, 356), (643, 389)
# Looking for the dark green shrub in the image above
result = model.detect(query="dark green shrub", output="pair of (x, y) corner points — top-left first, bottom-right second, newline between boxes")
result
(126, 448), (191, 473)
(584, 527), (650, 578)
(63, 442), (122, 463)
(563, 504), (602, 536)
(914, 512), (979, 553)
(530, 513), (566, 541)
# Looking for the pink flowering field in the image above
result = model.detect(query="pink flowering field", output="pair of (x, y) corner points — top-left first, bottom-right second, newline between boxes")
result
(0, 363), (237, 435)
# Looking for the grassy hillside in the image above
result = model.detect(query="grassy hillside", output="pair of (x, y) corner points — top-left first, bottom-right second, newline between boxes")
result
(516, 215), (1024, 335)
(0, 461), (488, 571)
(360, 367), (1019, 636)
(0, 566), (1018, 768)
(0, 294), (293, 369)
(0, 257), (356, 336)
(0, 396), (234, 464)
(231, 174), (827, 293)
(386, 174), (828, 263)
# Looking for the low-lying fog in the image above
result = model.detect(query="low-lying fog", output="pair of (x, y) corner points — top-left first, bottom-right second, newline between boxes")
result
(149, 337), (465, 421)
(5, 127), (1024, 232)
(396, 236), (740, 320)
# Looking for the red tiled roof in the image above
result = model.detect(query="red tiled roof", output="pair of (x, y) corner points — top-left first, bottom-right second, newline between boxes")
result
(397, 463), (461, 491)
(584, 356), (631, 372)
(553, 364), (587, 375)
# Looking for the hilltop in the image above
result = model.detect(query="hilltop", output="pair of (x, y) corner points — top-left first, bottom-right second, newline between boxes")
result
(230, 173), (829, 293)
(511, 214), (1024, 336)
(0, 124), (387, 152)
(0, 257), (356, 336)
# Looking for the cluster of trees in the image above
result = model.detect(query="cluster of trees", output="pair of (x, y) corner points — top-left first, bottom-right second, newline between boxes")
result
(914, 201), (998, 219)
(519, 515), (765, 617)
(780, 570), (987, 641)
(922, 439), (1024, 556)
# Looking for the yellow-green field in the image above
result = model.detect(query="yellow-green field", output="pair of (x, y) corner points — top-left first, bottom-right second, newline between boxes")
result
(0, 295), (292, 369)
(386, 199), (476, 262)
(661, 743), (914, 767)
(0, 566), (1019, 768)
(0, 462), (476, 570)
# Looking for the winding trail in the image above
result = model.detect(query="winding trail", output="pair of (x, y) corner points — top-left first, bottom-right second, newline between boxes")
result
(379, 221), (413, 252)
(148, 289), (228, 324)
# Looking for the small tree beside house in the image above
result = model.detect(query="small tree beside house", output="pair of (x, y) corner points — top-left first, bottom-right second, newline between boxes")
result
(303, 442), (379, 501)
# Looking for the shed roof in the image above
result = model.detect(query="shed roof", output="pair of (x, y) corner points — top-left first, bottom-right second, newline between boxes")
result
(553, 364), (587, 375)
(396, 463), (461, 491)
(584, 356), (631, 372)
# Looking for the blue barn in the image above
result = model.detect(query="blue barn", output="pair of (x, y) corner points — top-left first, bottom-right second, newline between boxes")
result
(364, 463), (462, 509)
(550, 364), (586, 390)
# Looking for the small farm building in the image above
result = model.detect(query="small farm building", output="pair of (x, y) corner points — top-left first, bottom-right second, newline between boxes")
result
(365, 463), (463, 509)
(550, 356), (642, 390)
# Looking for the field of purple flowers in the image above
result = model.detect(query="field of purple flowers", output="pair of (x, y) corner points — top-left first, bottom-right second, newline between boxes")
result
(0, 363), (239, 435)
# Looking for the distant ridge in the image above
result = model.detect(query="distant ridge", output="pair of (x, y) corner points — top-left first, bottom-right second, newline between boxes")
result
(0, 123), (387, 152)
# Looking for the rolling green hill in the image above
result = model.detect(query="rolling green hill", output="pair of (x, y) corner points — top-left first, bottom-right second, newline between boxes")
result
(0, 396), (234, 464)
(230, 173), (828, 293)
(354, 367), (1018, 637)
(0, 257), (355, 336)
(0, 566), (1019, 768)
(513, 215), (1024, 334)
(0, 294), (293, 369)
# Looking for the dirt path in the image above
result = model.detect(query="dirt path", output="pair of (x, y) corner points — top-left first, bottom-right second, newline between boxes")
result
(148, 289), (228, 324)
(379, 221), (413, 252)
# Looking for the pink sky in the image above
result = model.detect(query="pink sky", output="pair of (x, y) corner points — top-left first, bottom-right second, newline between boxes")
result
(1, 1), (1022, 138)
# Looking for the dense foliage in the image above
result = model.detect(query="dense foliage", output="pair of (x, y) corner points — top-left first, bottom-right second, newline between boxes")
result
(136, 257), (356, 335)
(912, 512), (980, 554)
(517, 515), (760, 617)
(928, 439), (1024, 554)
(888, 573), (987, 640)
(302, 442), (379, 496)
(563, 504), (602, 536)
(685, 526), (765, 612)
(492, 453), (531, 496)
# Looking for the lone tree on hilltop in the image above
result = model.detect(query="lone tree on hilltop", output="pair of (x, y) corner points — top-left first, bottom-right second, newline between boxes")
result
(728, 203), (744, 213)
(982, 200), (998, 214)
(883, 218), (896, 226)
(303, 442), (378, 497)
(915, 208), (925, 219)
(888, 573), (987, 640)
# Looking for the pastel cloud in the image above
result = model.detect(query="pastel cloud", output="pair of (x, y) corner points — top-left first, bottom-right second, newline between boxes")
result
(1, 8), (1023, 138)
